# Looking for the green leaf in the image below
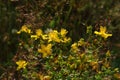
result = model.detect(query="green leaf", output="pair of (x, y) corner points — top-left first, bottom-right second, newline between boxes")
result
(49, 20), (55, 28)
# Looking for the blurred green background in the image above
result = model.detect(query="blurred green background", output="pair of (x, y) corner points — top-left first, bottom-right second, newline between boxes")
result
(0, 0), (120, 75)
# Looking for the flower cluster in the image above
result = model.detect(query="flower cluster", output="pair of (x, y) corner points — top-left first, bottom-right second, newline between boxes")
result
(14, 25), (119, 80)
(30, 28), (71, 43)
(17, 25), (71, 58)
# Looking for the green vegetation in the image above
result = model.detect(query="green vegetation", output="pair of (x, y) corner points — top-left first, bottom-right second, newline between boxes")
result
(0, 0), (120, 80)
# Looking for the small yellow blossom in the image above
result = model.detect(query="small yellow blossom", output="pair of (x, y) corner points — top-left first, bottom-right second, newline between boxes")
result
(39, 74), (51, 80)
(31, 35), (39, 40)
(78, 38), (85, 46)
(43, 76), (51, 80)
(36, 29), (42, 36)
(31, 29), (43, 40)
(60, 28), (68, 37)
(38, 44), (52, 58)
(71, 43), (79, 53)
(90, 61), (99, 72)
(41, 34), (48, 40)
(61, 37), (71, 43)
(106, 50), (111, 57)
(16, 60), (28, 70)
(48, 30), (61, 43)
(17, 25), (31, 34)
(94, 26), (112, 39)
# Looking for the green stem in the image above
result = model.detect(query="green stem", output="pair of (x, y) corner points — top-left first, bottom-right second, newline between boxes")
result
(64, 0), (74, 24)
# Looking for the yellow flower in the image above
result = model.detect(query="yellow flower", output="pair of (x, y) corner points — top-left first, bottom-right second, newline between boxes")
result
(17, 25), (31, 34)
(90, 61), (99, 72)
(38, 44), (52, 58)
(43, 76), (51, 80)
(31, 35), (39, 40)
(48, 30), (61, 43)
(39, 74), (51, 80)
(61, 37), (71, 43)
(16, 60), (28, 70)
(31, 29), (43, 40)
(78, 38), (85, 46)
(94, 26), (112, 39)
(106, 50), (111, 57)
(71, 43), (79, 53)
(60, 28), (68, 37)
(41, 34), (48, 40)
(36, 29), (42, 36)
